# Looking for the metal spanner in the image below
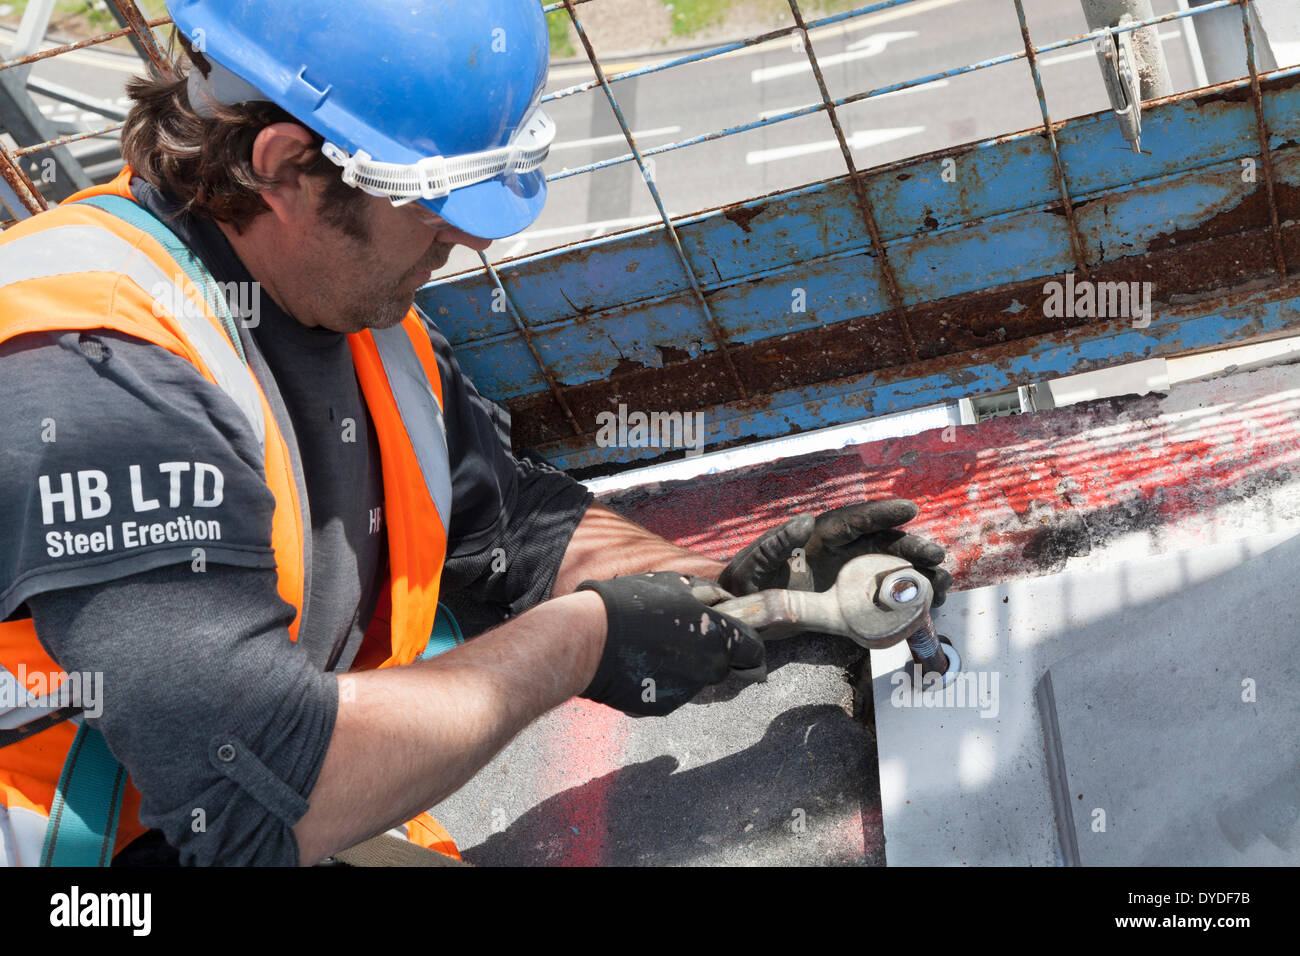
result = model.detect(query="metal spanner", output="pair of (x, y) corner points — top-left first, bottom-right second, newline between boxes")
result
(714, 553), (961, 685)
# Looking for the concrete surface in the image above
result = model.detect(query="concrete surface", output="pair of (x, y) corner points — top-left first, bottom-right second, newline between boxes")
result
(1041, 532), (1300, 866)
(870, 528), (1299, 865)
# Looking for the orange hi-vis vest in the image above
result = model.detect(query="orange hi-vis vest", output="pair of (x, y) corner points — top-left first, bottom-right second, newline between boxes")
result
(0, 170), (458, 864)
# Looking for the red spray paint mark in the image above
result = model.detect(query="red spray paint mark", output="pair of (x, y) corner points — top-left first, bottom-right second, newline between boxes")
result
(543, 698), (625, 866)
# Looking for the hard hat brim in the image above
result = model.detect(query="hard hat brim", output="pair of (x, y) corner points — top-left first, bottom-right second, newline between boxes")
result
(418, 167), (548, 242)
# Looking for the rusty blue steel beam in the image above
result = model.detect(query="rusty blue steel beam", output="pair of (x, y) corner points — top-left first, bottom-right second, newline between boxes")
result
(558, 0), (749, 400)
(786, 0), (919, 363)
(1013, 0), (1089, 278)
(474, 252), (585, 436)
(423, 66), (1300, 357)
(533, 277), (1300, 471)
(1240, 0), (1287, 277)
(419, 67), (1300, 411)
(450, 153), (1276, 399)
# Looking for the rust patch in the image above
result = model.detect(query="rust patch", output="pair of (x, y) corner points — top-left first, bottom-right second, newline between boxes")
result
(656, 344), (692, 364)
(730, 314), (911, 393)
(1142, 181), (1298, 253)
(723, 203), (767, 233)
(1191, 83), (1256, 108)
(611, 356), (647, 377)
(507, 391), (585, 448)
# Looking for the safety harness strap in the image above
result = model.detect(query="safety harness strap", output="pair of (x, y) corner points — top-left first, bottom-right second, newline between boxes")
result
(419, 603), (464, 660)
(40, 722), (127, 867)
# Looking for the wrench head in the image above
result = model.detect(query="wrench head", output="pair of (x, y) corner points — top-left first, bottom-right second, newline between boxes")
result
(836, 554), (933, 649)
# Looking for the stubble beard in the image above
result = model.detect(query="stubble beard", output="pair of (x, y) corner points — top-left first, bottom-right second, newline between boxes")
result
(357, 238), (455, 332)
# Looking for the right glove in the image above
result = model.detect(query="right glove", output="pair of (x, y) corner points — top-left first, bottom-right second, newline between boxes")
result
(576, 571), (766, 717)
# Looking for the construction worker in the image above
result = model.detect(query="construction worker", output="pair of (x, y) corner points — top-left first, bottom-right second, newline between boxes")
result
(0, 0), (951, 866)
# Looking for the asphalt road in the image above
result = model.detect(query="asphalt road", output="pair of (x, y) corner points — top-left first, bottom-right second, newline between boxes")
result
(4, 0), (1203, 276)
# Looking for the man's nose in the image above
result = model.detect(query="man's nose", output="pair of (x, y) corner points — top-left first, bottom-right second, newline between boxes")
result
(436, 225), (492, 253)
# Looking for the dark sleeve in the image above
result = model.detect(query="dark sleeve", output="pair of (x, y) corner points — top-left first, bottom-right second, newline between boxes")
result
(3, 331), (334, 865)
(28, 563), (337, 867)
(417, 311), (594, 621)
(0, 330), (278, 619)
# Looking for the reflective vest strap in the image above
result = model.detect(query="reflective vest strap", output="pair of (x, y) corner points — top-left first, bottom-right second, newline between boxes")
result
(348, 322), (451, 667)
(0, 216), (266, 455)
(370, 324), (453, 523)
(40, 723), (126, 867)
(76, 195), (248, 365)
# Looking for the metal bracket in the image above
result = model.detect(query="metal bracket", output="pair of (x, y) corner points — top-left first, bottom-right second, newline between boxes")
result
(713, 554), (932, 650)
(1093, 20), (1143, 153)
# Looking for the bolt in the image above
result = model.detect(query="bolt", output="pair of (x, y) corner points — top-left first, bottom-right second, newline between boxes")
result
(890, 578), (920, 604)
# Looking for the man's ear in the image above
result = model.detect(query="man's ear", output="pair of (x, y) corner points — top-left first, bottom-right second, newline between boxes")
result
(251, 122), (319, 223)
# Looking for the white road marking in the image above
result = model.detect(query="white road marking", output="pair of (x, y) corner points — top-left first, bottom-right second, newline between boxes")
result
(1037, 29), (1181, 68)
(551, 126), (681, 152)
(750, 31), (917, 84)
(758, 78), (950, 119)
(746, 125), (924, 165)
(545, 0), (965, 83)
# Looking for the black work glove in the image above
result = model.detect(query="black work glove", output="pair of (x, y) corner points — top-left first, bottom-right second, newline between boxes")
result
(718, 499), (953, 607)
(576, 571), (765, 717)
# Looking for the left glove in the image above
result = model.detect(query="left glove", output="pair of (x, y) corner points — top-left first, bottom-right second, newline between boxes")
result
(718, 499), (953, 606)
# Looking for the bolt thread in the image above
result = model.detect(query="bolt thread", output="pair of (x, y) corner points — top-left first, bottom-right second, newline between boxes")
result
(905, 612), (940, 658)
(905, 609), (949, 676)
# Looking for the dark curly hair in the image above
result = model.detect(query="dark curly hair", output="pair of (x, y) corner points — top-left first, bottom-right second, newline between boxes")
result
(119, 40), (369, 238)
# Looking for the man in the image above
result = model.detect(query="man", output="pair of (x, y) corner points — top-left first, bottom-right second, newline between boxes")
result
(0, 0), (949, 866)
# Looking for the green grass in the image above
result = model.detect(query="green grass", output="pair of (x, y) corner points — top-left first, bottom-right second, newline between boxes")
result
(544, 3), (575, 58)
(662, 0), (734, 38)
(661, 0), (871, 40)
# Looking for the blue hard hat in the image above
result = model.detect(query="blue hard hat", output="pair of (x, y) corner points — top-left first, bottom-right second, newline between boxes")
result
(167, 0), (552, 240)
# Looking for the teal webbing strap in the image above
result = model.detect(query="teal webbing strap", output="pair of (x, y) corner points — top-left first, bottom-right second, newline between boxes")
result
(420, 603), (465, 660)
(40, 723), (127, 867)
(75, 194), (247, 364)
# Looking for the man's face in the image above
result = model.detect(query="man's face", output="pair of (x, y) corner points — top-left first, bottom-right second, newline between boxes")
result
(292, 180), (492, 334)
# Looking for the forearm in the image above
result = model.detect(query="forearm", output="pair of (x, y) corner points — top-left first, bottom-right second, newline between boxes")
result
(552, 502), (725, 596)
(293, 589), (606, 865)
